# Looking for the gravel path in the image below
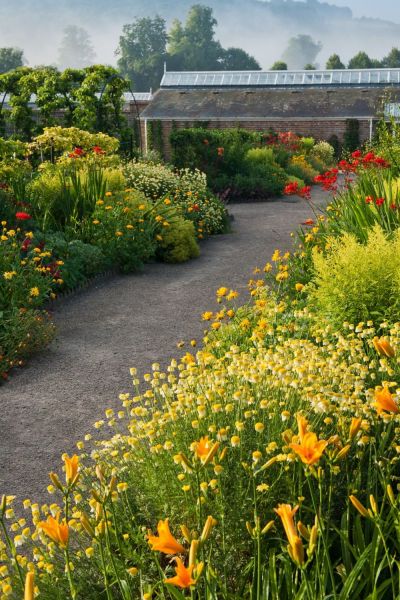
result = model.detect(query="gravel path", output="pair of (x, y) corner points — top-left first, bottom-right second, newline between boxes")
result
(0, 193), (327, 502)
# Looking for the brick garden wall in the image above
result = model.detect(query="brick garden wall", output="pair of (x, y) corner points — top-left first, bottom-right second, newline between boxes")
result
(141, 118), (375, 161)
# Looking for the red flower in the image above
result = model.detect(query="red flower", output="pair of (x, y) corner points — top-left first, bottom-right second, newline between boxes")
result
(21, 238), (32, 252)
(365, 196), (373, 204)
(284, 181), (299, 195)
(302, 219), (314, 226)
(15, 211), (31, 220)
(375, 197), (385, 206)
(69, 147), (85, 158)
(351, 150), (362, 158)
(390, 203), (397, 210)
(192, 204), (200, 212)
(217, 147), (224, 156)
(92, 146), (105, 155)
(203, 139), (209, 145)
(299, 185), (311, 200)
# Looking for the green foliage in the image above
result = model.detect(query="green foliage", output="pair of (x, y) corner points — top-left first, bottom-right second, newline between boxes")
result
(310, 226), (400, 327)
(325, 53), (345, 69)
(281, 35), (322, 70)
(219, 47), (260, 70)
(343, 119), (360, 152)
(310, 140), (335, 164)
(246, 147), (275, 164)
(348, 51), (374, 69)
(0, 47), (24, 73)
(116, 16), (168, 92)
(270, 61), (287, 70)
(327, 134), (341, 158)
(30, 126), (119, 157)
(158, 215), (200, 262)
(381, 47), (400, 68)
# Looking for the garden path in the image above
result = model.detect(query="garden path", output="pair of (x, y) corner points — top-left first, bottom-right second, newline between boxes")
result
(0, 192), (327, 502)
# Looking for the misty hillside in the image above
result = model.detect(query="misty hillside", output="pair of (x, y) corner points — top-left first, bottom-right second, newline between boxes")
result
(1, 0), (400, 70)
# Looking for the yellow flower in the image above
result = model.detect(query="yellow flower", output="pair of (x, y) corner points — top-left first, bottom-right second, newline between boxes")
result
(115, 231), (123, 237)
(147, 519), (185, 554)
(29, 287), (40, 297)
(164, 557), (196, 589)
(216, 287), (228, 297)
(105, 191), (112, 197)
(202, 311), (213, 321)
(289, 432), (328, 466)
(349, 417), (362, 440)
(295, 283), (304, 292)
(3, 271), (16, 280)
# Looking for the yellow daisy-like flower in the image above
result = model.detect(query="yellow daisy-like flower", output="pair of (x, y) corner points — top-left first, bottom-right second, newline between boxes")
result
(29, 287), (40, 297)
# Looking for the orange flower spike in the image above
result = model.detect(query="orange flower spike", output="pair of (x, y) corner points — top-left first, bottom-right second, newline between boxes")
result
(373, 386), (399, 415)
(64, 454), (79, 485)
(148, 519), (186, 554)
(165, 557), (196, 589)
(39, 514), (69, 547)
(274, 504), (299, 548)
(296, 414), (308, 442)
(289, 432), (328, 466)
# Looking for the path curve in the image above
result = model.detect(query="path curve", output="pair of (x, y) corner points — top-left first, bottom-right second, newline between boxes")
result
(0, 194), (326, 501)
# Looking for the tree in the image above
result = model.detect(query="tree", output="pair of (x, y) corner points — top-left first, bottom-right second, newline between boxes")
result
(167, 5), (223, 71)
(0, 47), (24, 73)
(347, 51), (373, 69)
(116, 16), (168, 92)
(281, 35), (322, 70)
(304, 64), (316, 70)
(381, 47), (400, 67)
(58, 26), (96, 70)
(326, 54), (345, 69)
(219, 47), (260, 70)
(271, 61), (287, 70)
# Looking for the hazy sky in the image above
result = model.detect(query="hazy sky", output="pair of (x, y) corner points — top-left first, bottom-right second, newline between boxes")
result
(326, 0), (400, 22)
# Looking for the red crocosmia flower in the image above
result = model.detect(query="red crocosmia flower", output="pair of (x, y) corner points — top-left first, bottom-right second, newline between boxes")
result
(203, 139), (209, 145)
(16, 211), (31, 220)
(365, 196), (373, 204)
(217, 147), (224, 156)
(302, 219), (314, 226)
(351, 150), (362, 158)
(299, 186), (311, 200)
(92, 146), (105, 155)
(192, 204), (200, 212)
(375, 197), (385, 206)
(284, 181), (299, 195)
(390, 203), (397, 210)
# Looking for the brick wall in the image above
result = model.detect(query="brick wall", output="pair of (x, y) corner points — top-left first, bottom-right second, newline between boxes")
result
(141, 118), (376, 161)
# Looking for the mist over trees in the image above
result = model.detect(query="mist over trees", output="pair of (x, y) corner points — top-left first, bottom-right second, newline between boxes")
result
(116, 5), (260, 90)
(281, 35), (322, 70)
(0, 48), (24, 73)
(58, 26), (96, 70)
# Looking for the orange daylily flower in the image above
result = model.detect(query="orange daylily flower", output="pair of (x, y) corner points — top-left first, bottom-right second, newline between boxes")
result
(194, 436), (212, 460)
(373, 337), (395, 358)
(274, 503), (304, 565)
(373, 386), (399, 415)
(165, 557), (196, 588)
(39, 514), (69, 547)
(289, 432), (328, 465)
(148, 519), (186, 554)
(64, 454), (79, 485)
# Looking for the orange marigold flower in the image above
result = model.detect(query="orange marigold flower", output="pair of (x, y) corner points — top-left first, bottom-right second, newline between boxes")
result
(148, 519), (185, 554)
(64, 454), (79, 485)
(39, 514), (69, 547)
(165, 557), (196, 588)
(373, 386), (399, 415)
(289, 432), (328, 465)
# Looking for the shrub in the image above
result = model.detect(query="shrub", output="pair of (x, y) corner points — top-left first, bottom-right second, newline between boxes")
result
(343, 118), (360, 151)
(309, 225), (400, 326)
(310, 140), (335, 164)
(89, 191), (157, 272)
(124, 160), (178, 200)
(29, 126), (119, 158)
(158, 215), (200, 263)
(286, 155), (318, 184)
(299, 136), (315, 152)
(246, 147), (275, 165)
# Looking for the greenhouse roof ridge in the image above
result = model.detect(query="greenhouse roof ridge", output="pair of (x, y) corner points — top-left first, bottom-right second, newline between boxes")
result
(160, 68), (400, 88)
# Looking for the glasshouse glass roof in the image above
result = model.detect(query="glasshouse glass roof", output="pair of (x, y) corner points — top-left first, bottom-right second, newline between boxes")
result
(160, 69), (400, 88)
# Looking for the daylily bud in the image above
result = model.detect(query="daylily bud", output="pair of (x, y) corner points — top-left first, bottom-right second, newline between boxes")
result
(246, 521), (254, 537)
(189, 539), (199, 567)
(91, 489), (103, 503)
(200, 516), (217, 543)
(49, 472), (64, 492)
(180, 524), (191, 543)
(1, 494), (7, 515)
(387, 484), (396, 506)
(349, 417), (362, 440)
(178, 453), (194, 473)
(297, 521), (310, 541)
(203, 442), (220, 466)
(369, 494), (378, 516)
(195, 561), (204, 578)
(349, 495), (369, 518)
(336, 445), (351, 461)
(95, 465), (105, 482)
(261, 520), (274, 535)
(219, 447), (228, 461)
(109, 476), (117, 492)
(81, 512), (96, 538)
(24, 571), (34, 600)
(288, 537), (305, 566)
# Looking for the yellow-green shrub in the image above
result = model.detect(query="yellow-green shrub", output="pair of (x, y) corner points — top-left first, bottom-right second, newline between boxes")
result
(158, 216), (200, 263)
(310, 225), (400, 326)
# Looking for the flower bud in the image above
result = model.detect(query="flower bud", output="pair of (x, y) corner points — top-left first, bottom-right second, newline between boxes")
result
(49, 472), (64, 492)
(261, 520), (274, 535)
(200, 516), (217, 543)
(349, 495), (369, 518)
(189, 539), (199, 567)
